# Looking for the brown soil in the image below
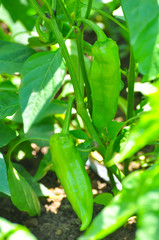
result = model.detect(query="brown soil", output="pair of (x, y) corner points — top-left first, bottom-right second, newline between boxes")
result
(0, 167), (136, 240)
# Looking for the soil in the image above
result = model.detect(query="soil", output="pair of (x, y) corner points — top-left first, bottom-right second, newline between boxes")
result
(0, 164), (136, 240)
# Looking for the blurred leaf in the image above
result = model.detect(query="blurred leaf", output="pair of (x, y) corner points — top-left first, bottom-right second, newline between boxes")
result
(0, 81), (17, 92)
(7, 160), (40, 216)
(136, 194), (159, 240)
(34, 150), (54, 181)
(0, 91), (19, 119)
(94, 193), (113, 206)
(79, 165), (159, 240)
(107, 85), (159, 166)
(19, 50), (65, 133)
(0, 121), (16, 147)
(0, 217), (37, 240)
(0, 40), (35, 74)
(0, 153), (10, 196)
(0, 26), (11, 41)
(79, 170), (141, 239)
(26, 117), (54, 146)
(0, 0), (35, 44)
(107, 120), (125, 139)
(121, 0), (159, 81)
(1, 0), (35, 31)
(70, 130), (89, 140)
(13, 163), (53, 197)
(12, 100), (67, 124)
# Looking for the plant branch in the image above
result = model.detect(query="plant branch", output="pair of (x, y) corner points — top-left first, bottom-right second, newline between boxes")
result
(62, 96), (75, 134)
(57, 0), (74, 25)
(127, 48), (136, 120)
(76, 28), (92, 116)
(85, 0), (93, 19)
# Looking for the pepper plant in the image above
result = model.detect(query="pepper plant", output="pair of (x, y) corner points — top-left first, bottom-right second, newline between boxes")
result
(0, 0), (159, 239)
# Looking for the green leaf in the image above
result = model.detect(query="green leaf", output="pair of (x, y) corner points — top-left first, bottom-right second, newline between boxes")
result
(13, 163), (53, 197)
(0, 121), (16, 147)
(94, 193), (113, 206)
(107, 120), (125, 139)
(7, 161), (40, 216)
(1, 0), (35, 31)
(20, 50), (65, 133)
(0, 217), (37, 240)
(135, 167), (159, 240)
(26, 117), (54, 146)
(0, 91), (19, 119)
(0, 153), (10, 196)
(107, 85), (159, 166)
(78, 171), (141, 240)
(0, 40), (35, 74)
(121, 0), (159, 81)
(70, 129), (89, 140)
(33, 150), (54, 181)
(0, 81), (17, 92)
(12, 100), (67, 124)
(136, 195), (159, 240)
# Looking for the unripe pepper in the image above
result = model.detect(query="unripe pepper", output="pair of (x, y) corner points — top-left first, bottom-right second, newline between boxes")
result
(49, 96), (93, 231)
(49, 133), (93, 231)
(78, 18), (121, 130)
(90, 39), (121, 130)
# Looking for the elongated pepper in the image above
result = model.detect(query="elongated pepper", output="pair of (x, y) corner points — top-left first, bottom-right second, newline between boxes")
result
(49, 133), (93, 231)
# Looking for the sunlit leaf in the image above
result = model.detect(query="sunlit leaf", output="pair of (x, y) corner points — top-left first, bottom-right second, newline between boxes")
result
(0, 40), (35, 74)
(0, 153), (10, 196)
(0, 217), (37, 240)
(19, 50), (65, 133)
(0, 121), (16, 147)
(7, 161), (40, 216)
(107, 85), (159, 166)
(121, 0), (159, 81)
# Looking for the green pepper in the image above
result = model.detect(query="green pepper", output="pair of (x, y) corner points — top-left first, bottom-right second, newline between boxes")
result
(49, 97), (93, 231)
(49, 133), (93, 231)
(90, 39), (121, 130)
(78, 18), (121, 130)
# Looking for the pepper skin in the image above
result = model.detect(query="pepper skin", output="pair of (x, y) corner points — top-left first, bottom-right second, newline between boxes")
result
(49, 133), (93, 231)
(90, 39), (121, 130)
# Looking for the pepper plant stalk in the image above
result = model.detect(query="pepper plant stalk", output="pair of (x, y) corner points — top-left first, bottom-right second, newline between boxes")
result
(127, 48), (136, 120)
(85, 0), (93, 19)
(76, 28), (92, 116)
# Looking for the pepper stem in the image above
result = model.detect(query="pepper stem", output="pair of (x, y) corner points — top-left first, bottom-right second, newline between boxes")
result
(62, 96), (75, 135)
(77, 17), (107, 42)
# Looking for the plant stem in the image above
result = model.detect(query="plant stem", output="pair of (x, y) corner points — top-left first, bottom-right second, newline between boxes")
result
(78, 17), (107, 42)
(81, 3), (128, 32)
(127, 48), (136, 120)
(57, 0), (74, 25)
(76, 28), (92, 116)
(75, 0), (81, 20)
(62, 96), (75, 134)
(85, 0), (93, 19)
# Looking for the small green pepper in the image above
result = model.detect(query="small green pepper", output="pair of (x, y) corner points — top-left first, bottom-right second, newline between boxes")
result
(90, 39), (121, 130)
(49, 96), (93, 231)
(78, 18), (121, 130)
(49, 133), (93, 231)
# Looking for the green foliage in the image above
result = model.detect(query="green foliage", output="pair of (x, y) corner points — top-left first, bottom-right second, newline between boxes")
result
(0, 40), (35, 74)
(0, 217), (37, 240)
(19, 50), (65, 132)
(121, 0), (159, 81)
(0, 0), (159, 239)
